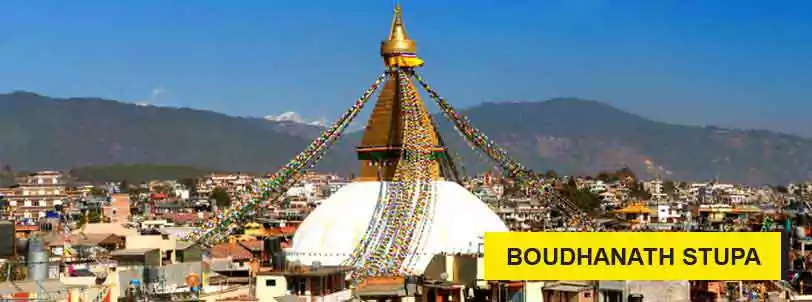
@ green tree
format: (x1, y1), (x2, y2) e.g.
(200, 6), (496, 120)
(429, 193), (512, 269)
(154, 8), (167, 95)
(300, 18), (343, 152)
(153, 184), (172, 194)
(76, 210), (103, 230)
(596, 171), (618, 182)
(89, 187), (107, 196)
(178, 177), (198, 195)
(663, 180), (676, 195)
(211, 187), (231, 208)
(629, 182), (651, 200)
(119, 180), (130, 193)
(544, 170), (558, 179)
(560, 179), (601, 214)
(87, 210), (102, 224)
(615, 167), (637, 185)
(0, 262), (26, 282)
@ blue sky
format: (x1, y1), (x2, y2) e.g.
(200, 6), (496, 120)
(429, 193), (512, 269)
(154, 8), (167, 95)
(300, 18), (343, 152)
(0, 0), (810, 134)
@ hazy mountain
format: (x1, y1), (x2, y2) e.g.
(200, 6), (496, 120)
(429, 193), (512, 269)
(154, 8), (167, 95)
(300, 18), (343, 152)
(0, 91), (356, 174)
(1, 91), (809, 184)
(428, 99), (812, 184)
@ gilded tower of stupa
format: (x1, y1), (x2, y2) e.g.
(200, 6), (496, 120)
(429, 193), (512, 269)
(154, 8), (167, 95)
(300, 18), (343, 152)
(355, 4), (453, 182)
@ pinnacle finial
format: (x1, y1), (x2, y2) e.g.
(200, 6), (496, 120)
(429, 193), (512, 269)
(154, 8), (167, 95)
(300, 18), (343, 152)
(381, 3), (418, 61)
(388, 4), (408, 41)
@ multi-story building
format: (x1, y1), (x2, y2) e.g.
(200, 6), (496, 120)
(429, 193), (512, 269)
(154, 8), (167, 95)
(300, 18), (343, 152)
(196, 173), (253, 199)
(3, 170), (67, 220)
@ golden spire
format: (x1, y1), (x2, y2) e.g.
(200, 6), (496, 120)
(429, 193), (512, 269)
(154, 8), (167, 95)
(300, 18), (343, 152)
(381, 4), (423, 67)
(354, 5), (441, 181)
(387, 4), (409, 41)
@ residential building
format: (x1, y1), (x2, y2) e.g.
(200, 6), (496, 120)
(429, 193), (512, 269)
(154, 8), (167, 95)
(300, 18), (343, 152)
(3, 170), (67, 220)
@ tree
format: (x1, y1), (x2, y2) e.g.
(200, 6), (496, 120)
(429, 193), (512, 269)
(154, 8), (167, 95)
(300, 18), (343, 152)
(87, 210), (102, 223)
(178, 178), (198, 195)
(544, 170), (558, 179)
(119, 180), (130, 193)
(90, 187), (107, 196)
(596, 171), (617, 182)
(629, 182), (651, 200)
(615, 167), (637, 184)
(153, 184), (172, 194)
(558, 178), (601, 214)
(0, 261), (26, 282)
(663, 180), (676, 195)
(775, 186), (789, 194)
(211, 187), (231, 208)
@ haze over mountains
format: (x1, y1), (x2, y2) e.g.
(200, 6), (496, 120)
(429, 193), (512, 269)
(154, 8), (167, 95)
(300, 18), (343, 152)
(1, 91), (810, 184)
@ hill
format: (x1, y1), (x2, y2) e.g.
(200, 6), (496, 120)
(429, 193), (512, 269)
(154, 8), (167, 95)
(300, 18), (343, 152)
(427, 99), (812, 184)
(69, 164), (215, 183)
(0, 91), (810, 184)
(0, 91), (356, 174)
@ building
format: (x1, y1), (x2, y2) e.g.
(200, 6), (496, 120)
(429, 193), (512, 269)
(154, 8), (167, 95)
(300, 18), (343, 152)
(3, 170), (67, 220)
(196, 173), (253, 200)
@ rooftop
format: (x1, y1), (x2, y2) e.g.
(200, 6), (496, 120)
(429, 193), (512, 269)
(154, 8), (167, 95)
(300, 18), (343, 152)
(257, 266), (352, 277)
(110, 248), (158, 256)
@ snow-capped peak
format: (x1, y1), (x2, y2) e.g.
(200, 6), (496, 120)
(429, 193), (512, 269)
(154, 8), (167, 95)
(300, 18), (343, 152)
(264, 111), (327, 127)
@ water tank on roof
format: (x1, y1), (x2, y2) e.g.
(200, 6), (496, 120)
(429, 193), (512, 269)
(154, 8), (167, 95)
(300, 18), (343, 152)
(27, 249), (48, 282)
(0, 221), (15, 259)
(272, 252), (287, 271)
(264, 236), (282, 255)
(28, 237), (44, 253)
(15, 238), (28, 256)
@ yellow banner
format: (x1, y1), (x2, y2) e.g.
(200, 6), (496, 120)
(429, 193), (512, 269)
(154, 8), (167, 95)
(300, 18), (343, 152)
(483, 232), (782, 280)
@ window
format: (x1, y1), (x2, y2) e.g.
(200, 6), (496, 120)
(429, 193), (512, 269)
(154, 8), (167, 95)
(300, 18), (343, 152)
(265, 279), (277, 287)
(7, 201), (15, 207)
(38, 200), (47, 207)
(24, 200), (32, 207)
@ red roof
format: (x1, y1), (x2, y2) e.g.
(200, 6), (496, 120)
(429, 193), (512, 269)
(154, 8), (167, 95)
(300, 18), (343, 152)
(210, 242), (252, 261)
(150, 193), (168, 200)
(164, 212), (209, 223)
(238, 240), (263, 252)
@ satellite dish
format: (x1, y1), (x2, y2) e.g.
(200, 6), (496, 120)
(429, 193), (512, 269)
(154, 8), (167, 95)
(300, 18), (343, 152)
(440, 272), (449, 281)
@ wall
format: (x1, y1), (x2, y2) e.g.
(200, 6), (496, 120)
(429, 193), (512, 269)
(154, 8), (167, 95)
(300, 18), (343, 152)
(67, 286), (108, 302)
(106, 194), (131, 222)
(627, 281), (690, 302)
(525, 281), (544, 302)
(453, 255), (478, 284)
(125, 235), (177, 263)
(320, 289), (352, 302)
(163, 262), (203, 286)
(116, 267), (144, 297)
(255, 275), (287, 301)
(179, 245), (204, 263)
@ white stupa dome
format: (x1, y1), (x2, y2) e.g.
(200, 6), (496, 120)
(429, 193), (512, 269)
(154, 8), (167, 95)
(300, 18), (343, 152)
(287, 180), (508, 274)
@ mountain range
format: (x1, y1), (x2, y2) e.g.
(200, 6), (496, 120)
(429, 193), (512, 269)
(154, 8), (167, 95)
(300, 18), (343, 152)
(1, 91), (810, 184)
